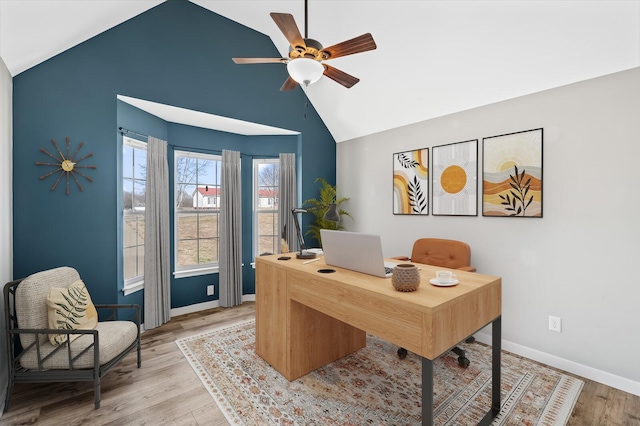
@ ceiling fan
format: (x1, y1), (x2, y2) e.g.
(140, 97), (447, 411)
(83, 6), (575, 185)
(232, 0), (377, 91)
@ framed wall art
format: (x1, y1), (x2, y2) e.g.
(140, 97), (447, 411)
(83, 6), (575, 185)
(432, 139), (477, 216)
(482, 128), (543, 217)
(393, 148), (428, 215)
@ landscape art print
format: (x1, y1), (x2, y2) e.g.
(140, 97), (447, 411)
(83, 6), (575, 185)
(393, 148), (428, 215)
(482, 128), (543, 217)
(432, 140), (478, 216)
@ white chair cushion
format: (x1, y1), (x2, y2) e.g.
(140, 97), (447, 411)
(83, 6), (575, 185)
(15, 266), (139, 370)
(16, 266), (81, 349)
(19, 320), (138, 370)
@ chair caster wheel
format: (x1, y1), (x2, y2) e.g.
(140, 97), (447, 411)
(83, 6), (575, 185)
(458, 357), (470, 368)
(397, 348), (408, 359)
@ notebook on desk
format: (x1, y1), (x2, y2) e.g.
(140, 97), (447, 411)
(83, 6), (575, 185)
(320, 229), (397, 278)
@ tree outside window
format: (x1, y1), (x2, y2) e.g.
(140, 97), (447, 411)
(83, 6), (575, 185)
(175, 151), (221, 271)
(255, 160), (279, 256)
(123, 137), (146, 287)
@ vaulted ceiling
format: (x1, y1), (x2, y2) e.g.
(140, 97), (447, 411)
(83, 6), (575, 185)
(1, 0), (639, 142)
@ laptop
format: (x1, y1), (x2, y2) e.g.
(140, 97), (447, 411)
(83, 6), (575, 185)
(320, 230), (397, 278)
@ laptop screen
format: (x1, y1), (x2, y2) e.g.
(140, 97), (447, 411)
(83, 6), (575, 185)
(320, 230), (395, 278)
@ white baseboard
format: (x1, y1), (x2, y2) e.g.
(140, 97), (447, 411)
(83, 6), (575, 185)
(141, 294), (257, 330)
(170, 294), (255, 317)
(474, 331), (640, 397)
(170, 300), (221, 317)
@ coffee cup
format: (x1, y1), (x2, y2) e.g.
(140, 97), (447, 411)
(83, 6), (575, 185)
(436, 270), (456, 283)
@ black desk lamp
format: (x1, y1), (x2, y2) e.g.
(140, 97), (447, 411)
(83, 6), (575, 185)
(323, 203), (340, 223)
(291, 203), (340, 259)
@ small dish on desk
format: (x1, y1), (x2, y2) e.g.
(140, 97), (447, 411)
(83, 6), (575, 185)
(429, 278), (459, 287)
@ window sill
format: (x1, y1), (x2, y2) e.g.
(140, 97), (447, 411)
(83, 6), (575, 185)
(123, 280), (144, 296)
(174, 266), (219, 279)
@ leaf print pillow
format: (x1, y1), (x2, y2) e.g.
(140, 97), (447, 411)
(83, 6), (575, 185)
(46, 279), (98, 346)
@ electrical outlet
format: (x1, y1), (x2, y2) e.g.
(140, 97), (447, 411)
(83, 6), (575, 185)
(207, 285), (214, 296)
(548, 315), (561, 332)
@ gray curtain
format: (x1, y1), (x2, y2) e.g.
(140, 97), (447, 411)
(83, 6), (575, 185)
(143, 137), (171, 329)
(279, 153), (297, 253)
(219, 149), (243, 307)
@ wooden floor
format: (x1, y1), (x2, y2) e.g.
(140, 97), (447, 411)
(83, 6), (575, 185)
(0, 302), (638, 425)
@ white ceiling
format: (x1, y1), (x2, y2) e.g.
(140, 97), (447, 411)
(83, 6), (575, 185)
(117, 95), (299, 136)
(1, 1), (639, 142)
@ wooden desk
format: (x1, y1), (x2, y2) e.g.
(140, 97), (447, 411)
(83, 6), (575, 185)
(255, 255), (502, 425)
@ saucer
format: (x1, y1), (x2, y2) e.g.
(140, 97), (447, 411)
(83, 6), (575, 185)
(429, 278), (459, 287)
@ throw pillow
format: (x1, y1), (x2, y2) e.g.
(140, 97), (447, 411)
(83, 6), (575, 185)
(46, 279), (98, 346)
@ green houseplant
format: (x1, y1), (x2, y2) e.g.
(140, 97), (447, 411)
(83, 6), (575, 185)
(302, 178), (352, 246)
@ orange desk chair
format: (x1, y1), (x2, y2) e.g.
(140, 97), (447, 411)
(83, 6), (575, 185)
(394, 238), (476, 367)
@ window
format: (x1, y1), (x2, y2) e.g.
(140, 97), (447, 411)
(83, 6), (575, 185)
(254, 159), (280, 256)
(122, 137), (147, 294)
(175, 150), (221, 277)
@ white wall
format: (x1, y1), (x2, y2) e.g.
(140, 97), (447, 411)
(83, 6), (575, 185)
(0, 56), (13, 413)
(337, 67), (640, 396)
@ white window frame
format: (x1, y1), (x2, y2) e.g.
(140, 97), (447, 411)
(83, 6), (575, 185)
(173, 150), (222, 279)
(122, 136), (147, 295)
(253, 158), (280, 259)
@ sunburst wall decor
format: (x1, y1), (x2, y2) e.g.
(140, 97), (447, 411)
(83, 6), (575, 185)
(432, 139), (478, 216)
(36, 137), (96, 195)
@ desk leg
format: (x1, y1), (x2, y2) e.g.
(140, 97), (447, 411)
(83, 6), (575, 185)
(492, 316), (502, 412)
(424, 316), (502, 426)
(421, 357), (433, 426)
(479, 315), (502, 425)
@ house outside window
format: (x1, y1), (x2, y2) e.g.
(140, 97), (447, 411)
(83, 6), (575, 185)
(175, 150), (221, 278)
(254, 159), (279, 256)
(122, 136), (146, 294)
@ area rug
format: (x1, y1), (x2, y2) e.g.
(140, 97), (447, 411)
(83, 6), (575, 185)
(176, 320), (583, 425)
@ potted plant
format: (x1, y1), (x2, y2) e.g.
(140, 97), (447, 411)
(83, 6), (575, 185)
(302, 178), (352, 246)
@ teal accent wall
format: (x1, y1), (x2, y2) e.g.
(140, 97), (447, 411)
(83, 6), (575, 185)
(12, 0), (335, 310)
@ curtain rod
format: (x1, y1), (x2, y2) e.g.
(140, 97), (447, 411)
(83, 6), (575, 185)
(119, 127), (148, 139)
(119, 129), (218, 153)
(172, 144), (222, 155)
(171, 145), (277, 159)
(119, 129), (278, 159)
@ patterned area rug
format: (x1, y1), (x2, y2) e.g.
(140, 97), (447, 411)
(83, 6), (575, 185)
(176, 320), (583, 425)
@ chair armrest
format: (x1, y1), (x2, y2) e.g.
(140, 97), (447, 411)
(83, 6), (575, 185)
(457, 266), (477, 272)
(11, 327), (98, 337)
(391, 256), (410, 261)
(95, 303), (140, 310)
(9, 327), (99, 370)
(95, 304), (140, 324)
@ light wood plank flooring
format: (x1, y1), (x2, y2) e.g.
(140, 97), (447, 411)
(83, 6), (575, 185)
(0, 302), (638, 425)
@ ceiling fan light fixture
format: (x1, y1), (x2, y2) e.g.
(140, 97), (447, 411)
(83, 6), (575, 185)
(287, 58), (324, 86)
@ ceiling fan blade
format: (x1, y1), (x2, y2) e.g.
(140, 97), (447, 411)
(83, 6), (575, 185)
(270, 13), (306, 50)
(323, 64), (360, 88)
(321, 33), (377, 60)
(232, 57), (287, 64)
(280, 76), (298, 91)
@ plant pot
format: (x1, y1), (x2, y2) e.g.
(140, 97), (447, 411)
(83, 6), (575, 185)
(391, 263), (421, 292)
